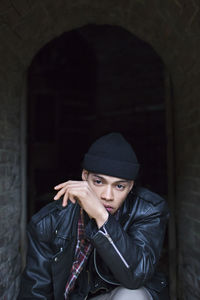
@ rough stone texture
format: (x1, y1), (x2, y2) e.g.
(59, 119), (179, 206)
(0, 72), (21, 298)
(0, 0), (199, 299)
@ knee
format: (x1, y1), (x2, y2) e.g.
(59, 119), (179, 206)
(111, 286), (152, 300)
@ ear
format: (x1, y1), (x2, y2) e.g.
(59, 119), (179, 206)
(129, 180), (134, 192)
(82, 169), (89, 181)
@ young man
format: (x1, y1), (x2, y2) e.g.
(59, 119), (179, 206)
(18, 133), (169, 300)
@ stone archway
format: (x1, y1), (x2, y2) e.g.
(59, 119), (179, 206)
(27, 23), (167, 216)
(1, 1), (200, 300)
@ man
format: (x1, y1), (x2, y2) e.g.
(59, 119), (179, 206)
(18, 133), (169, 300)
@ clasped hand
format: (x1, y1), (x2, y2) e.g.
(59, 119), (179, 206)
(54, 180), (108, 228)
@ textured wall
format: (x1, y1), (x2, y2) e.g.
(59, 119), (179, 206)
(0, 71), (22, 296)
(0, 0), (200, 299)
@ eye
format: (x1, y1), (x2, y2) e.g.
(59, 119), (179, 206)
(116, 184), (125, 190)
(93, 179), (102, 185)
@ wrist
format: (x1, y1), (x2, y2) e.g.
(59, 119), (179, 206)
(95, 209), (109, 228)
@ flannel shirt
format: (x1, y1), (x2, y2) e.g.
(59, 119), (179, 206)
(64, 208), (93, 299)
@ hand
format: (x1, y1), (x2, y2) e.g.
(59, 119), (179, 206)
(54, 180), (108, 228)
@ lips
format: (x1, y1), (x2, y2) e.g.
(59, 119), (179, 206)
(104, 205), (114, 213)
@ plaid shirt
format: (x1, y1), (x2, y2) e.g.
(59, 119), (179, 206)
(64, 208), (93, 299)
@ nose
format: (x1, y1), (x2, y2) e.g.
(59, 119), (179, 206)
(101, 185), (114, 201)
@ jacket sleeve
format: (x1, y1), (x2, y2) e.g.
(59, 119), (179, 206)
(86, 192), (169, 289)
(18, 220), (54, 300)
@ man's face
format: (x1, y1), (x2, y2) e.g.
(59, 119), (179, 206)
(82, 170), (134, 214)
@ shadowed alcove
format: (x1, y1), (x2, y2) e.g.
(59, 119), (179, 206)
(27, 23), (168, 276)
(27, 24), (167, 216)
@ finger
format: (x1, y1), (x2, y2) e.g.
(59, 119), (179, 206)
(54, 182), (68, 190)
(55, 181), (88, 200)
(62, 190), (69, 207)
(68, 191), (79, 204)
(62, 188), (78, 206)
(54, 186), (68, 200)
(54, 180), (84, 190)
(66, 187), (87, 207)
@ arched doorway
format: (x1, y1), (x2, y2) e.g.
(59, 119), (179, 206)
(27, 23), (168, 274)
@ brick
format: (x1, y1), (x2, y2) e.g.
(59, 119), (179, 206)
(0, 254), (21, 297)
(14, 3), (52, 41)
(0, 139), (19, 151)
(0, 6), (21, 28)
(0, 150), (15, 164)
(12, 0), (33, 15)
(0, 230), (20, 264)
(0, 164), (20, 192)
(0, 25), (23, 71)
(178, 214), (200, 249)
(11, 3), (55, 66)
(178, 251), (200, 299)
(0, 206), (20, 237)
(0, 0), (12, 12)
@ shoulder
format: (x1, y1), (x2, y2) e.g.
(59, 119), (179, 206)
(131, 187), (169, 218)
(136, 187), (165, 206)
(30, 199), (63, 224)
(28, 199), (77, 241)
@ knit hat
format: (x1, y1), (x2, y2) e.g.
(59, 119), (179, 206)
(82, 133), (140, 180)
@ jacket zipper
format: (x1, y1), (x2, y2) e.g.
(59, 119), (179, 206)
(99, 226), (130, 269)
(94, 248), (119, 285)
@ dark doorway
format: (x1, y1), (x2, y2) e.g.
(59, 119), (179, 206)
(27, 28), (98, 217)
(27, 22), (168, 279)
(27, 23), (167, 224)
(27, 24), (167, 217)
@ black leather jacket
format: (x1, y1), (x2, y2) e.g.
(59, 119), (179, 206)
(18, 187), (169, 300)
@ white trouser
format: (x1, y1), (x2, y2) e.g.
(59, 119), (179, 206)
(88, 286), (153, 300)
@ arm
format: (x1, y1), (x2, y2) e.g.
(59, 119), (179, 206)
(18, 221), (54, 300)
(86, 197), (168, 289)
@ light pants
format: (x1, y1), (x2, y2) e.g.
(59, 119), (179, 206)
(88, 286), (153, 300)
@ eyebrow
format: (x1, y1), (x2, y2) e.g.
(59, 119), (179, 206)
(92, 174), (129, 184)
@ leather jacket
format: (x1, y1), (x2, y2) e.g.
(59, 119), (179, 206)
(18, 187), (169, 300)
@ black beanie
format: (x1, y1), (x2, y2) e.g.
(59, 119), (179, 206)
(82, 133), (140, 180)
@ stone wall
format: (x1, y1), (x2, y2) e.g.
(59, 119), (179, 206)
(0, 71), (22, 297)
(0, 0), (200, 299)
